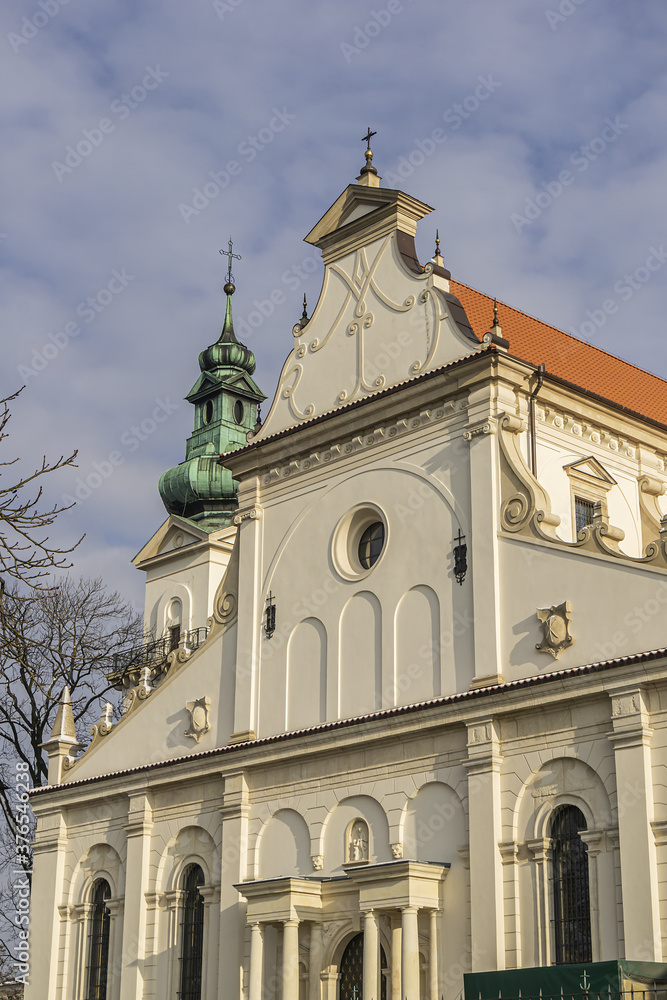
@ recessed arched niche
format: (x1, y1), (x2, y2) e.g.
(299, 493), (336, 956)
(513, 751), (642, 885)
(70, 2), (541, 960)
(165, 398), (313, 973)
(340, 592), (381, 718)
(287, 618), (326, 731)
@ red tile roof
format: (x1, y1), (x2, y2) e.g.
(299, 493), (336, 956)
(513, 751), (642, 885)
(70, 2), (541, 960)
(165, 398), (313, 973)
(450, 279), (667, 427)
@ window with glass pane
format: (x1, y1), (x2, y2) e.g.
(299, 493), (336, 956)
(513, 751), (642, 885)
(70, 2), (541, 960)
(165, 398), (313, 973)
(574, 497), (595, 534)
(550, 805), (592, 965)
(358, 522), (384, 569)
(85, 878), (111, 1000)
(179, 864), (205, 1000)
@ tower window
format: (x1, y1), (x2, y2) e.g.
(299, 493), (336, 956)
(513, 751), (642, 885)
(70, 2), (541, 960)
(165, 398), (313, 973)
(203, 400), (213, 425)
(179, 864), (205, 1000)
(550, 804), (592, 965)
(169, 625), (181, 651)
(85, 879), (111, 1000)
(234, 399), (244, 424)
(574, 496), (595, 535)
(358, 522), (385, 569)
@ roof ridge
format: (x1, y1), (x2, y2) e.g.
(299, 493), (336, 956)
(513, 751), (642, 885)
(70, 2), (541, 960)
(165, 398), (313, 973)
(451, 277), (667, 388)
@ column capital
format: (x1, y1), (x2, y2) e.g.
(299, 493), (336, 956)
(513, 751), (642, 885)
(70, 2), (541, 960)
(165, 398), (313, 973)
(283, 916), (300, 927)
(400, 904), (420, 914)
(579, 829), (605, 856)
(163, 888), (185, 910)
(526, 836), (551, 861)
(199, 883), (221, 905)
(105, 897), (123, 917)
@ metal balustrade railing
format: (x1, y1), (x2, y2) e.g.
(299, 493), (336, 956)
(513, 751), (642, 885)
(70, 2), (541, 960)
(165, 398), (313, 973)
(107, 626), (209, 685)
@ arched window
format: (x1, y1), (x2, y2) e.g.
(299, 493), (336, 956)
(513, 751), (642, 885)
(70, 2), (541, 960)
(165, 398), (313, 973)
(179, 864), (205, 1000)
(549, 805), (592, 964)
(85, 878), (111, 1000)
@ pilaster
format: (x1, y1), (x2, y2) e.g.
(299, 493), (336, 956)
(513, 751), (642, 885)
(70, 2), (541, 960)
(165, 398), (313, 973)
(219, 771), (250, 1000)
(24, 809), (68, 1000)
(608, 687), (661, 959)
(119, 792), (153, 1000)
(464, 377), (515, 687)
(231, 491), (263, 742)
(465, 718), (505, 970)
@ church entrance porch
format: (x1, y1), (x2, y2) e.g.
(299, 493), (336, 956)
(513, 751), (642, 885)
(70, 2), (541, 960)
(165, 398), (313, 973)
(236, 860), (449, 1000)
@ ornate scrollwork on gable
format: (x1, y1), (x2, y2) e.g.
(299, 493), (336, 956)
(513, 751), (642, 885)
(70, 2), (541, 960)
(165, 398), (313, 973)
(207, 536), (240, 640)
(498, 413), (561, 541)
(498, 411), (667, 570)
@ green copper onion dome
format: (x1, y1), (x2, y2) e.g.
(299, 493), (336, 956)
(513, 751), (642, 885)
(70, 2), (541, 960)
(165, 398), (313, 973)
(158, 260), (265, 532)
(198, 282), (257, 376)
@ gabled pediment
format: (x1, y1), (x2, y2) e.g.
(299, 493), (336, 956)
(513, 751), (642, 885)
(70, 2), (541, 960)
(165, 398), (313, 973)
(187, 369), (265, 404)
(563, 456), (617, 487)
(186, 371), (222, 402)
(133, 515), (211, 567)
(305, 184), (434, 263)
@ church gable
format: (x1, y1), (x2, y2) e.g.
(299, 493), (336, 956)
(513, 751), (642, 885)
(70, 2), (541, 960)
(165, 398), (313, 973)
(133, 516), (208, 566)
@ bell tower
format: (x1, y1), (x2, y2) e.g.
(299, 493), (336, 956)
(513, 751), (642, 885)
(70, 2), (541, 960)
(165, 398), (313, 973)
(158, 241), (266, 529)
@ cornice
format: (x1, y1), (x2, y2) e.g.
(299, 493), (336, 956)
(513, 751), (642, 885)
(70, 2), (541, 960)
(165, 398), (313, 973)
(29, 647), (667, 804)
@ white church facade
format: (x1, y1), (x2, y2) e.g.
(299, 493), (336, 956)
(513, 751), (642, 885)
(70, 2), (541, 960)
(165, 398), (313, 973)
(26, 145), (667, 1000)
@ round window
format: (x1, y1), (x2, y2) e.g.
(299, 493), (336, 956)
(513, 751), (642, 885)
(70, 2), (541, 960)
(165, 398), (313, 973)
(203, 400), (213, 424)
(331, 505), (388, 581)
(234, 399), (244, 424)
(358, 522), (385, 569)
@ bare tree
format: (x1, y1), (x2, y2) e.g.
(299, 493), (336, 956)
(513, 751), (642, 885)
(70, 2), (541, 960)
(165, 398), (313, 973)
(0, 389), (82, 593)
(0, 577), (143, 955)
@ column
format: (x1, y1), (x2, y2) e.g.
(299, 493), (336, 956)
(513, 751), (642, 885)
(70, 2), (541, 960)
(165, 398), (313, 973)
(119, 793), (153, 1000)
(429, 910), (438, 1000)
(401, 906), (420, 1000)
(465, 720), (505, 971)
(391, 914), (402, 1000)
(248, 922), (264, 1000)
(609, 688), (662, 959)
(282, 918), (300, 1000)
(309, 922), (324, 1000)
(363, 910), (380, 1000)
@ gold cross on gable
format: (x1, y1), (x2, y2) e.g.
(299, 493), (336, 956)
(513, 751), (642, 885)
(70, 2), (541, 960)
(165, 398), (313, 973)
(219, 237), (242, 284)
(361, 127), (377, 150)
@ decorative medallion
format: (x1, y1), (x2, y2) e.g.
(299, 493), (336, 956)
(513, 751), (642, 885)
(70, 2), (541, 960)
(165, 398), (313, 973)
(184, 696), (211, 743)
(536, 601), (573, 659)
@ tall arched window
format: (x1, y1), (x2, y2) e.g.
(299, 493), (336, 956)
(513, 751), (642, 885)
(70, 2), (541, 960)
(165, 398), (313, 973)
(85, 878), (111, 1000)
(549, 805), (592, 964)
(179, 864), (205, 1000)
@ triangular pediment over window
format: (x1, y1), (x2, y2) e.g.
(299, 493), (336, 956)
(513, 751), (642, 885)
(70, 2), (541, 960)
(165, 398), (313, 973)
(563, 456), (617, 488)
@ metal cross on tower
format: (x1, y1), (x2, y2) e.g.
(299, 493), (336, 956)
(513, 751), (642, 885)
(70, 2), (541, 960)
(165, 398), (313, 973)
(361, 127), (377, 150)
(219, 237), (242, 285)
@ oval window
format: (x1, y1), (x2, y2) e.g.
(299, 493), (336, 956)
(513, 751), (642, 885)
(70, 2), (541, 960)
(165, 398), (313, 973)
(234, 399), (244, 424)
(358, 522), (385, 569)
(203, 400), (213, 424)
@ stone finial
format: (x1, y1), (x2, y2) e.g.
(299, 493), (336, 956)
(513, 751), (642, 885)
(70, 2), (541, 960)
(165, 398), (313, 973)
(41, 687), (81, 785)
(49, 685), (77, 742)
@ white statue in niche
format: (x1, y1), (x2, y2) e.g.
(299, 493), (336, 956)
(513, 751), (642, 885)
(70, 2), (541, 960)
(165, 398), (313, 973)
(347, 819), (369, 863)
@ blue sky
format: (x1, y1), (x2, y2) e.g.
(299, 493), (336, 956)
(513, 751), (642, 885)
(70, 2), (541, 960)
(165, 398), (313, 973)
(1, 0), (667, 609)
